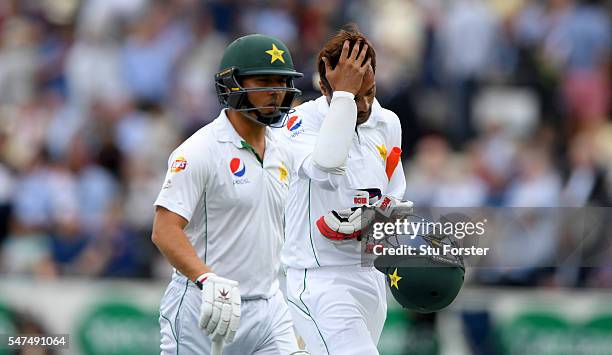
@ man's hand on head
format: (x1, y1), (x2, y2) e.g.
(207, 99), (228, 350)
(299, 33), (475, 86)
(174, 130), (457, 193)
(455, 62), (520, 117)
(322, 40), (372, 95)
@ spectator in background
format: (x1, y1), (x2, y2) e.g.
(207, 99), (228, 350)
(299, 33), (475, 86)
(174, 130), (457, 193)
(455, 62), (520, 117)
(404, 135), (451, 206)
(368, 0), (425, 92)
(2, 148), (65, 277)
(73, 199), (153, 278)
(561, 132), (611, 207)
(114, 101), (180, 171)
(0, 0), (610, 287)
(66, 137), (119, 235)
(556, 0), (610, 128)
(64, 13), (126, 112)
(504, 141), (562, 207)
(239, 1), (298, 46)
(471, 123), (519, 206)
(404, 135), (487, 207)
(175, 11), (227, 130)
(437, 0), (497, 146)
(0, 15), (38, 105)
(479, 141), (563, 286)
(120, 1), (191, 103)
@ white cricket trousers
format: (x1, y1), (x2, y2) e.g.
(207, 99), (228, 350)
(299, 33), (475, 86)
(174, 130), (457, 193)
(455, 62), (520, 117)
(285, 266), (387, 355)
(159, 275), (300, 354)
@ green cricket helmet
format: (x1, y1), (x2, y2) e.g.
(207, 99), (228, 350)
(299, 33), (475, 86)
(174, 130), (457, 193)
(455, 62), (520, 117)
(215, 34), (303, 127)
(373, 214), (465, 313)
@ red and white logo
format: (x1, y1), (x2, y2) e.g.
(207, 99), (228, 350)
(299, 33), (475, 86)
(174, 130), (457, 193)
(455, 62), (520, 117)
(286, 115), (302, 131)
(353, 191), (370, 207)
(171, 156), (188, 173)
(229, 158), (246, 177)
(379, 197), (392, 211)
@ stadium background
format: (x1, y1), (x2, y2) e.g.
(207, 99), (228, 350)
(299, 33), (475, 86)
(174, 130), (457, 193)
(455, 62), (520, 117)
(0, 0), (610, 354)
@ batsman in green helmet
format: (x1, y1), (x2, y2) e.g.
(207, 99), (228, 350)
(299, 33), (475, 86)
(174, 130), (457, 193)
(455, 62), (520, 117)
(215, 34), (303, 127)
(152, 34), (307, 355)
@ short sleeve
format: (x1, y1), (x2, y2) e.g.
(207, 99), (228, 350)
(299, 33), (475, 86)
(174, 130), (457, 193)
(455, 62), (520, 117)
(153, 144), (208, 222)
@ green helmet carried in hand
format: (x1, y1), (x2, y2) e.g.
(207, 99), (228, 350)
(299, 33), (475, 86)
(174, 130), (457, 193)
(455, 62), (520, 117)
(215, 34), (303, 127)
(374, 214), (465, 313)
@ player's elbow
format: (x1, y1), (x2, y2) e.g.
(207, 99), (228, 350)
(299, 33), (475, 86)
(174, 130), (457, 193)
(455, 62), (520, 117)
(300, 157), (345, 190)
(151, 224), (164, 248)
(312, 159), (347, 175)
(151, 206), (188, 248)
(151, 217), (174, 248)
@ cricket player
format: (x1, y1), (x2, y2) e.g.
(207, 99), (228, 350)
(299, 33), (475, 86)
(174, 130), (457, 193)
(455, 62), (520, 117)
(280, 29), (409, 355)
(152, 34), (307, 355)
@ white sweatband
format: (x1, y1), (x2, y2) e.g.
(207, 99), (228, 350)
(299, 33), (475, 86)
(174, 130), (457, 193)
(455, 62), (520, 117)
(312, 91), (357, 174)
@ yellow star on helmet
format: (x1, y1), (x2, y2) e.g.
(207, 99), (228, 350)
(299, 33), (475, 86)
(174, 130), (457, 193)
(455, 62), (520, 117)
(266, 43), (285, 64)
(389, 268), (402, 289)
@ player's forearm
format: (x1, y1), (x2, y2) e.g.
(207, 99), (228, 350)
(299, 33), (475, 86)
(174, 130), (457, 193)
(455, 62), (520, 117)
(152, 225), (211, 281)
(311, 91), (357, 174)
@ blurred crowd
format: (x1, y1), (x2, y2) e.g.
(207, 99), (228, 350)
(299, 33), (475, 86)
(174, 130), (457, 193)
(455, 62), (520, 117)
(0, 0), (610, 287)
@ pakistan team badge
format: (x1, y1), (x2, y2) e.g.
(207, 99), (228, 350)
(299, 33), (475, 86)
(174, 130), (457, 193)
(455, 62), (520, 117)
(389, 268), (402, 290)
(279, 163), (288, 183)
(266, 44), (285, 63)
(376, 144), (388, 161)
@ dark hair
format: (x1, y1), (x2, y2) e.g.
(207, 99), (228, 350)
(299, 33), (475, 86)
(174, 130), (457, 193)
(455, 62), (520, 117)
(317, 24), (376, 93)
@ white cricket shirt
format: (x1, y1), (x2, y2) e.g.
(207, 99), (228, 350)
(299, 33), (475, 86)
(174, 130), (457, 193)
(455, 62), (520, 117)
(154, 110), (291, 299)
(280, 95), (406, 269)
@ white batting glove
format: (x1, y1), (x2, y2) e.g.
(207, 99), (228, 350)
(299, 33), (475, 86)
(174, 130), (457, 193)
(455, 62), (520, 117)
(316, 207), (366, 241)
(371, 195), (414, 218)
(197, 273), (241, 344)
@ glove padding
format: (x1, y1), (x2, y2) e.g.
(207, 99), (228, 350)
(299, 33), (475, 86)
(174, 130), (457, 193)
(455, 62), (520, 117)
(316, 207), (365, 241)
(317, 195), (414, 242)
(198, 273), (241, 344)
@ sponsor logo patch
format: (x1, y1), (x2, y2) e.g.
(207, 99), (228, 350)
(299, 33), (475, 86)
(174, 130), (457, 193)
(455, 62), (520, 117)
(230, 157), (250, 185)
(376, 144), (387, 161)
(286, 115), (305, 138)
(279, 162), (288, 183)
(229, 158), (246, 177)
(171, 156), (188, 173)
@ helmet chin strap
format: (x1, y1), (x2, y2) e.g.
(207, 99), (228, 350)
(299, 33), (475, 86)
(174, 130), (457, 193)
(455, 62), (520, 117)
(239, 110), (271, 126)
(239, 99), (284, 127)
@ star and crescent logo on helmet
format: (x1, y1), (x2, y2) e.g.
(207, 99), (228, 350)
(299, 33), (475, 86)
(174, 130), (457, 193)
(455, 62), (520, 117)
(389, 268), (402, 289)
(265, 43), (285, 64)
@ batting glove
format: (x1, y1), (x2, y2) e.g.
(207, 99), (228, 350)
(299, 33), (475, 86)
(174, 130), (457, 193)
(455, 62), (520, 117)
(371, 195), (414, 218)
(197, 273), (241, 344)
(316, 207), (367, 241)
(316, 195), (414, 242)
